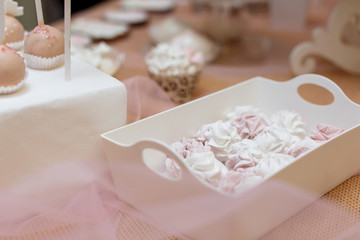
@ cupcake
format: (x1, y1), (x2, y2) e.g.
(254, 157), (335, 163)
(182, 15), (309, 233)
(145, 43), (204, 103)
(24, 25), (65, 70)
(0, 44), (26, 94)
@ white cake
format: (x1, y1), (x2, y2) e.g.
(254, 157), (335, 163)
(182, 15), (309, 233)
(0, 57), (127, 187)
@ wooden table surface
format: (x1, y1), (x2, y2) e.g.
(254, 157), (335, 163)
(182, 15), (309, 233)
(54, 0), (360, 238)
(54, 0), (360, 105)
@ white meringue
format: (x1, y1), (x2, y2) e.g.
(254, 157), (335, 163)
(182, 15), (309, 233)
(254, 126), (300, 154)
(145, 43), (203, 76)
(253, 152), (295, 177)
(184, 151), (228, 187)
(71, 42), (125, 76)
(270, 110), (307, 140)
(196, 120), (240, 162)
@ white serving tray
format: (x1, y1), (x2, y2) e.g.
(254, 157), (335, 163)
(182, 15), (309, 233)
(101, 74), (360, 240)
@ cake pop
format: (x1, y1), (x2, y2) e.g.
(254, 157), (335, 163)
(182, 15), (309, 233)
(24, 24), (65, 70)
(23, 0), (64, 70)
(3, 0), (25, 50)
(0, 44), (26, 94)
(4, 14), (24, 50)
(0, 0), (26, 94)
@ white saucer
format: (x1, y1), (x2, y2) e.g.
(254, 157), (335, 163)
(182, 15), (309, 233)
(104, 9), (148, 25)
(71, 18), (129, 39)
(121, 0), (176, 12)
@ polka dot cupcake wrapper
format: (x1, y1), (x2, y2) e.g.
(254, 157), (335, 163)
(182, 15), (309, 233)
(0, 72), (27, 95)
(24, 53), (65, 70)
(149, 71), (201, 103)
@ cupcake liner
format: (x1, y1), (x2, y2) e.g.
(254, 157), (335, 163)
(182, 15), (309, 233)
(24, 53), (65, 70)
(6, 40), (24, 51)
(0, 71), (27, 95)
(148, 65), (201, 103)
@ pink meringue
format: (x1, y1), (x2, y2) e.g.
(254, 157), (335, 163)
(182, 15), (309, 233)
(288, 137), (320, 158)
(225, 140), (263, 171)
(219, 170), (262, 194)
(310, 123), (344, 142)
(229, 113), (269, 139)
(288, 146), (311, 158)
(172, 137), (210, 159)
(165, 157), (182, 180)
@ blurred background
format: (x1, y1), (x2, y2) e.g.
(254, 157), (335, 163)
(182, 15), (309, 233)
(15, 0), (104, 30)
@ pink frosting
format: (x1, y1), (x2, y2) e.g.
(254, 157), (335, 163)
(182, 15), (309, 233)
(310, 123), (344, 142)
(172, 137), (210, 159)
(229, 113), (268, 139)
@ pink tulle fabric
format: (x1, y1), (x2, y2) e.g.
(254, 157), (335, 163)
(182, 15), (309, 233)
(123, 76), (176, 123)
(0, 77), (359, 240)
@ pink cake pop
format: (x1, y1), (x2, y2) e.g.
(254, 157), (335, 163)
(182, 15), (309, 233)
(4, 14), (24, 50)
(23, 0), (64, 70)
(24, 24), (64, 69)
(0, 44), (26, 94)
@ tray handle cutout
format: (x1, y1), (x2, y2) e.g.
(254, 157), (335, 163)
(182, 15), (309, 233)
(284, 74), (355, 108)
(134, 139), (215, 188)
(297, 83), (334, 105)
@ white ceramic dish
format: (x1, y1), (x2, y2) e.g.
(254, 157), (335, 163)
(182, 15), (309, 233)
(71, 18), (129, 39)
(101, 74), (360, 240)
(104, 9), (148, 24)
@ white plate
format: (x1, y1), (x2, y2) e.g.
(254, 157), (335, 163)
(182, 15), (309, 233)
(71, 18), (129, 39)
(104, 9), (148, 24)
(121, 0), (176, 12)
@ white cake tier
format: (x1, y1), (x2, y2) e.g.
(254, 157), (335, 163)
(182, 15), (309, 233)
(0, 57), (127, 187)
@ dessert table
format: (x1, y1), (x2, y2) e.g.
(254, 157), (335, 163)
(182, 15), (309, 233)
(48, 0), (360, 239)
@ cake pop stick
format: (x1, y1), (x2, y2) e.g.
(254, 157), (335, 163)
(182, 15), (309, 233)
(35, 0), (44, 25)
(0, 0), (5, 43)
(64, 0), (71, 80)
